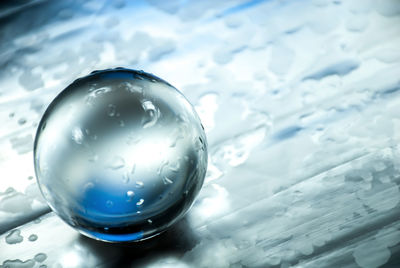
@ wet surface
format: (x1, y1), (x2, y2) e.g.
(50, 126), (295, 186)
(1, 0), (400, 267)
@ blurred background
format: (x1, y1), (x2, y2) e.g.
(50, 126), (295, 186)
(1, 0), (400, 267)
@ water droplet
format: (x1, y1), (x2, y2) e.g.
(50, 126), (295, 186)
(106, 200), (113, 208)
(123, 164), (136, 183)
(5, 229), (23, 244)
(133, 85), (143, 92)
(141, 100), (159, 128)
(157, 160), (169, 175)
(107, 156), (125, 169)
(34, 253), (47, 263)
(169, 160), (180, 172)
(122, 173), (130, 183)
(125, 83), (143, 94)
(169, 127), (184, 147)
(130, 163), (136, 174)
(28, 176), (33, 180)
(2, 260), (35, 267)
(18, 118), (27, 125)
(94, 87), (110, 96)
(84, 182), (94, 192)
(72, 127), (83, 144)
(126, 190), (135, 201)
(163, 176), (173, 184)
(88, 86), (97, 92)
(147, 219), (153, 224)
(136, 198), (144, 207)
(135, 181), (144, 188)
(194, 136), (205, 151)
(199, 136), (204, 145)
(28, 234), (38, 241)
(85, 95), (95, 106)
(108, 104), (116, 116)
(134, 71), (144, 80)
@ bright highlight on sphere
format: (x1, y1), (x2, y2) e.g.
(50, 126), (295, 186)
(34, 68), (208, 242)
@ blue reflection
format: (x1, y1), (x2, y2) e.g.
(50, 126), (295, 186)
(81, 177), (140, 217)
(219, 0), (269, 16)
(86, 229), (144, 242)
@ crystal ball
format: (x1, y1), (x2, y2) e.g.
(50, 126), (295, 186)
(34, 68), (208, 242)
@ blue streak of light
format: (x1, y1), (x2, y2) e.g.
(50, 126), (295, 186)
(218, 0), (271, 17)
(86, 229), (144, 242)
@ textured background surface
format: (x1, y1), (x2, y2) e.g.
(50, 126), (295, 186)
(1, 0), (400, 267)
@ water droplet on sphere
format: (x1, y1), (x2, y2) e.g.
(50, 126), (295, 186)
(94, 87), (110, 96)
(125, 83), (143, 94)
(72, 127), (84, 144)
(108, 104), (116, 116)
(107, 156), (125, 170)
(136, 198), (144, 207)
(84, 182), (94, 191)
(126, 190), (135, 201)
(141, 100), (159, 128)
(135, 181), (144, 188)
(169, 160), (180, 172)
(163, 176), (173, 184)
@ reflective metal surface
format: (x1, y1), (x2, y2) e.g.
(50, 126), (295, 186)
(1, 0), (400, 267)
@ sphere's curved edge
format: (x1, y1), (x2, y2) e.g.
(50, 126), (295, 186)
(83, 67), (173, 88)
(78, 228), (169, 243)
(82, 229), (144, 243)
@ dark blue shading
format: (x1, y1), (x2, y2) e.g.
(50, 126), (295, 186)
(86, 229), (144, 242)
(218, 0), (269, 17)
(273, 126), (302, 141)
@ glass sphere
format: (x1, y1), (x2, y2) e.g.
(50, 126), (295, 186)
(34, 68), (208, 242)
